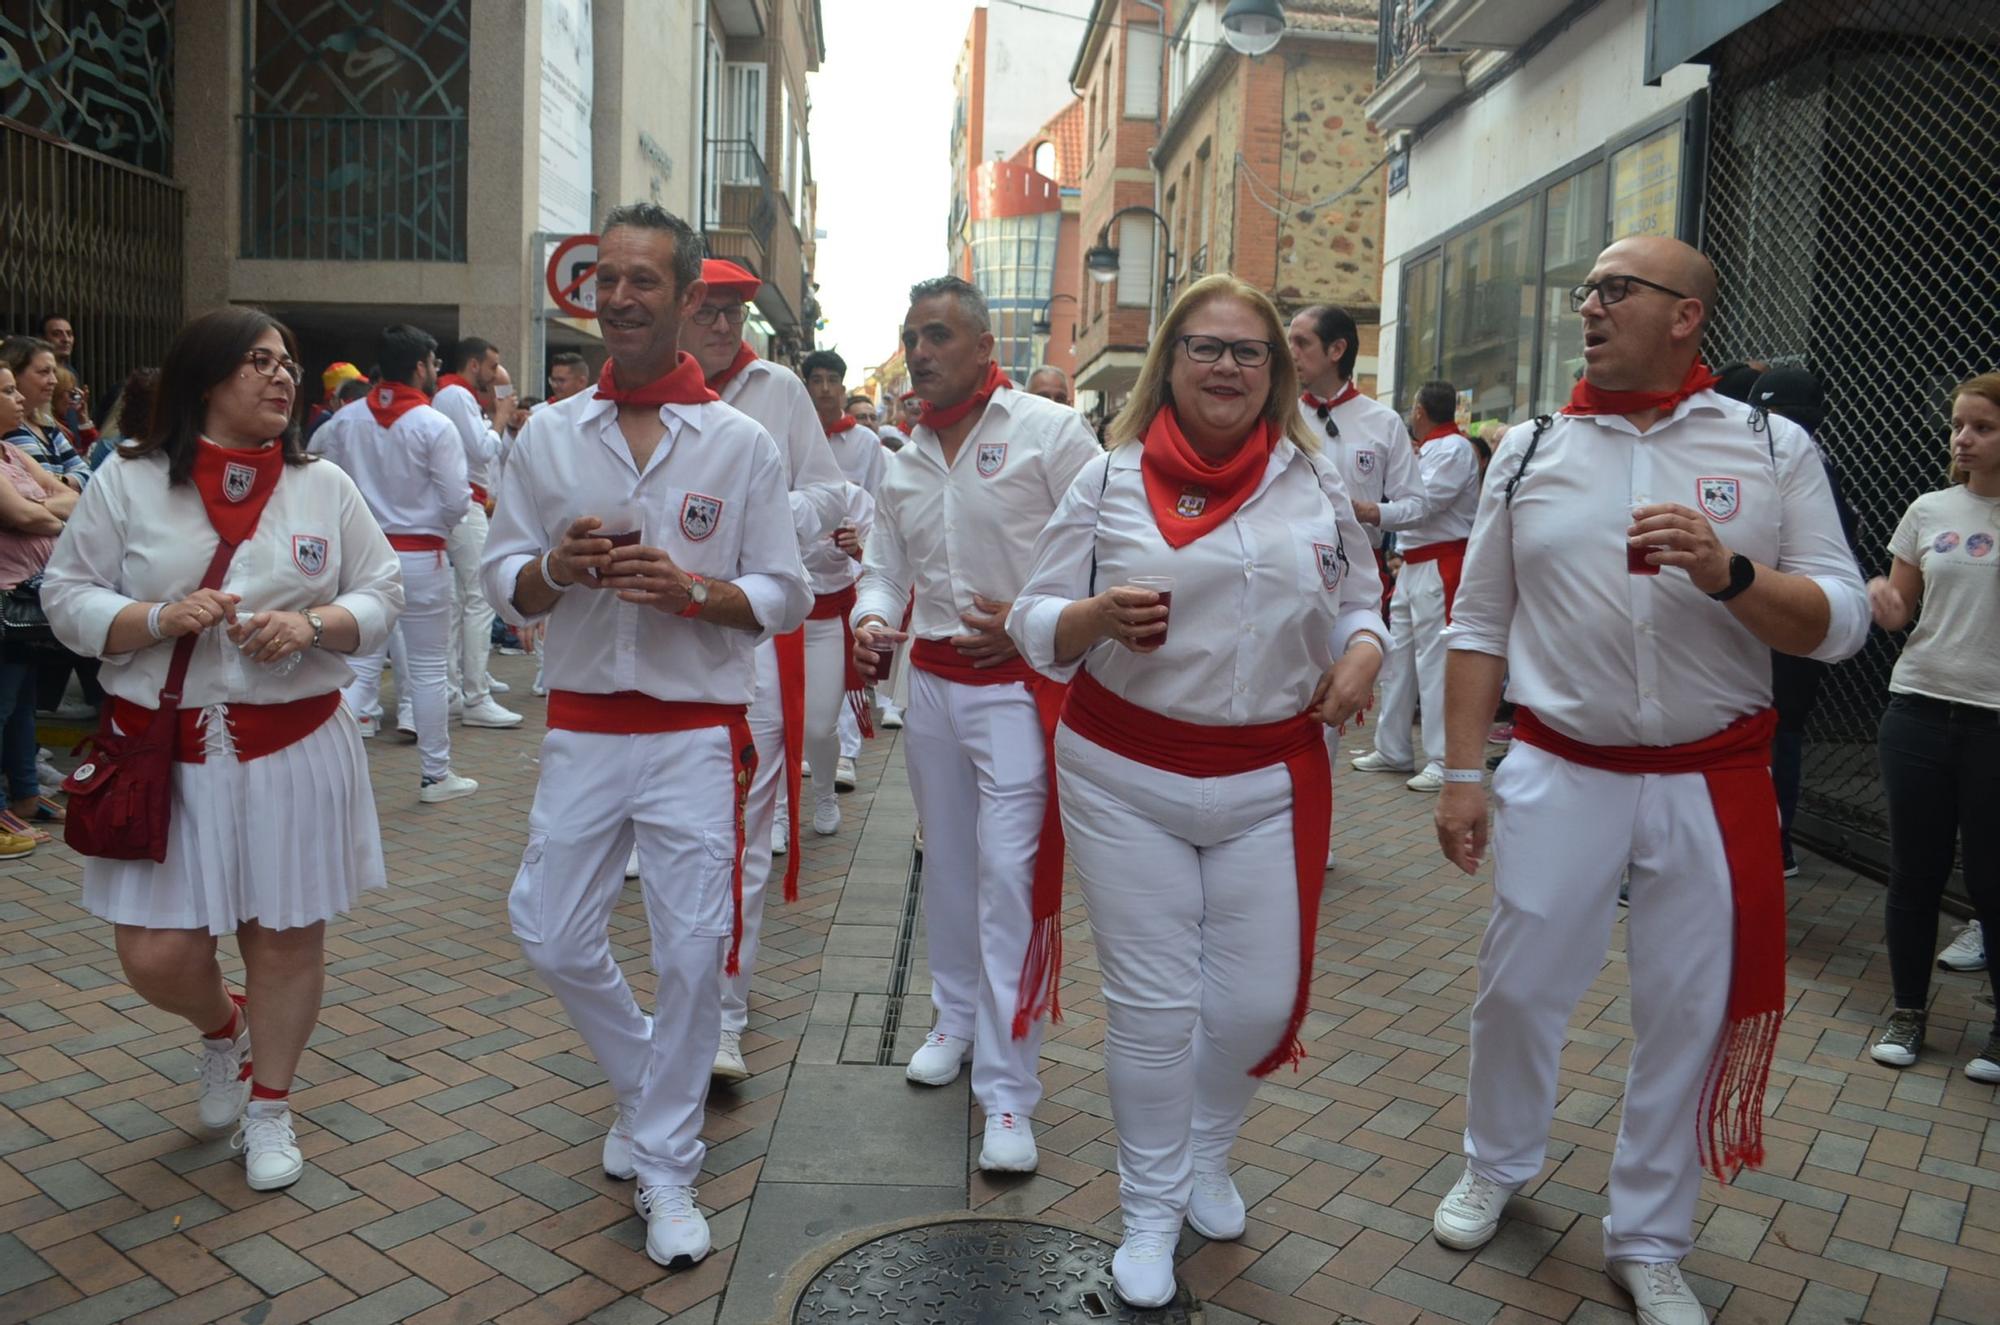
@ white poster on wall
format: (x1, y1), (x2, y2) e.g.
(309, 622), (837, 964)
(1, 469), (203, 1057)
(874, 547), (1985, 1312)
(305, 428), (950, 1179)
(539, 0), (594, 234)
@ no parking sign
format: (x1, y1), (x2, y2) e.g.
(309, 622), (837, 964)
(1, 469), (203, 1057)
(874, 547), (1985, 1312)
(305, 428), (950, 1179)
(545, 234), (599, 317)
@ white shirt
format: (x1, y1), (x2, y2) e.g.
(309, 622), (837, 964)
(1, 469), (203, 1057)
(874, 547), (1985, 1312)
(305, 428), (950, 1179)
(480, 387), (811, 706)
(827, 423), (888, 496)
(1011, 440), (1384, 726)
(876, 425), (910, 452)
(853, 387), (1101, 637)
(42, 453), (403, 707)
(1377, 431), (1480, 552)
(432, 381), (502, 494)
(1445, 391), (1869, 746)
(718, 359), (850, 550)
(1885, 484), (2000, 709)
(312, 395), (470, 539)
(805, 484), (875, 596)
(1298, 388), (1422, 550)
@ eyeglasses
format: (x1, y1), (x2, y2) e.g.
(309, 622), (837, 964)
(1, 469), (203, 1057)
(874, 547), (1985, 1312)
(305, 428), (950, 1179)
(691, 303), (749, 327)
(242, 349), (303, 385)
(1311, 402), (1342, 441)
(1177, 335), (1276, 367)
(1568, 274), (1691, 313)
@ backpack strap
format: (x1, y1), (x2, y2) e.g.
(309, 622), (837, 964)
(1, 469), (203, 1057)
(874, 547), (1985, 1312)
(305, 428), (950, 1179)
(1503, 414), (1556, 508)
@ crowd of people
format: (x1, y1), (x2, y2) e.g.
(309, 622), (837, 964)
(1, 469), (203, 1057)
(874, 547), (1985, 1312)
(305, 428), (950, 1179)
(10, 206), (1995, 1325)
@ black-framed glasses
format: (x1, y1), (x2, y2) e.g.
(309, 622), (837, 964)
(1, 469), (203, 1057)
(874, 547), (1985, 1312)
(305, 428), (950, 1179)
(1177, 335), (1275, 367)
(1311, 401), (1342, 441)
(242, 349), (303, 385)
(1568, 274), (1691, 313)
(691, 303), (749, 327)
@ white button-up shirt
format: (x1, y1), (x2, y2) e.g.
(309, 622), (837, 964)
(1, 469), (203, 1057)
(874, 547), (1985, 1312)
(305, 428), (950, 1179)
(480, 388), (811, 706)
(1445, 391), (1869, 746)
(718, 359), (851, 550)
(853, 388), (1101, 637)
(805, 485), (874, 596)
(431, 381), (502, 495)
(1011, 439), (1384, 726)
(1377, 430), (1480, 553)
(311, 396), (470, 539)
(827, 423), (888, 496)
(1298, 389), (1422, 550)
(42, 452), (403, 707)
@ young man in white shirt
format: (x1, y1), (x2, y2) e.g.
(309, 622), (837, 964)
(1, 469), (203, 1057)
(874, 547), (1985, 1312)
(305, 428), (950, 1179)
(482, 204), (811, 1270)
(852, 276), (1100, 1172)
(432, 336), (522, 731)
(1433, 236), (1869, 1325)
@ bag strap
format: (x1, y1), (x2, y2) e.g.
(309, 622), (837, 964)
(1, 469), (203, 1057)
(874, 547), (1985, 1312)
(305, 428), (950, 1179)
(1086, 451), (1115, 597)
(156, 539), (240, 714)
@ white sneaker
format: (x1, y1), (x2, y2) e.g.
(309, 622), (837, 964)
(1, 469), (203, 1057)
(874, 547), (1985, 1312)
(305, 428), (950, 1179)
(232, 1109), (304, 1191)
(356, 714), (378, 739)
(905, 1030), (971, 1086)
(800, 758), (812, 778)
(488, 678), (511, 694)
(449, 696), (465, 720)
(834, 757), (857, 792)
(1608, 1259), (1707, 1325)
(1351, 751), (1411, 773)
(462, 697), (524, 728)
(1938, 920), (1986, 972)
(1405, 766), (1445, 793)
(1111, 1230), (1178, 1309)
(812, 796), (841, 836)
(636, 1184), (711, 1268)
(531, 669), (547, 697)
(978, 1112), (1037, 1172)
(603, 1102), (637, 1179)
(1433, 1167), (1517, 1249)
(771, 811), (789, 856)
(396, 705), (415, 739)
(712, 1029), (750, 1083)
(1187, 1167), (1245, 1240)
(419, 772), (479, 803)
(878, 703), (904, 730)
(625, 847), (640, 879)
(196, 1021), (251, 1131)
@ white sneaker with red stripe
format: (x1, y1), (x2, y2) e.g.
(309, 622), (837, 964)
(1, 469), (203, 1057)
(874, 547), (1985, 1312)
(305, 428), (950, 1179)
(978, 1111), (1037, 1172)
(196, 1018), (251, 1131)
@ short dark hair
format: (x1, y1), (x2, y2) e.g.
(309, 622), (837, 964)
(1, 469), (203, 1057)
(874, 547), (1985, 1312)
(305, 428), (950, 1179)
(378, 324), (437, 384)
(1415, 380), (1458, 426)
(1299, 305), (1359, 380)
(452, 337), (497, 371)
(119, 307), (307, 484)
(39, 313), (69, 333)
(336, 377), (371, 403)
(800, 350), (847, 380)
(600, 202), (705, 295)
(907, 276), (990, 333)
(550, 351), (588, 372)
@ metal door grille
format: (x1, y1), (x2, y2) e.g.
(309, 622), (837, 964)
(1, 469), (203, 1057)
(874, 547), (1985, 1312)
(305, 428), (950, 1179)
(1702, 0), (2000, 870)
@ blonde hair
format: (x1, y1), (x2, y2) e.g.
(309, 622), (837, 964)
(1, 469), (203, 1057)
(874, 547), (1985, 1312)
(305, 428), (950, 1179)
(1949, 371), (2000, 485)
(1106, 274), (1317, 454)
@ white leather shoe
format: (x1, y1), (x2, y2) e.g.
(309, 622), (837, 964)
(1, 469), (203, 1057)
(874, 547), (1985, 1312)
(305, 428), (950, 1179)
(878, 703), (904, 730)
(461, 697), (524, 728)
(812, 796), (841, 836)
(625, 847), (640, 879)
(978, 1112), (1037, 1172)
(355, 715), (378, 739)
(232, 1109), (304, 1191)
(418, 772), (478, 803)
(771, 812), (789, 856)
(1187, 1167), (1245, 1240)
(196, 1020), (251, 1131)
(1433, 1167), (1517, 1249)
(905, 1030), (971, 1086)
(602, 1102), (637, 1179)
(712, 1029), (749, 1083)
(1111, 1230), (1178, 1309)
(834, 757), (857, 792)
(636, 1184), (711, 1268)
(1405, 766), (1445, 793)
(1351, 751), (1410, 773)
(1608, 1259), (1707, 1325)
(487, 678), (511, 694)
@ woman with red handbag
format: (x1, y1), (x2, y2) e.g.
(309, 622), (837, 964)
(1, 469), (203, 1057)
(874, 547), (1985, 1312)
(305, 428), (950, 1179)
(41, 308), (403, 1192)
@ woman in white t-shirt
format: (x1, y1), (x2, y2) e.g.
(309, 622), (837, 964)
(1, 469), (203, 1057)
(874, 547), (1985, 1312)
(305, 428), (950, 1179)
(1864, 371), (1999, 1084)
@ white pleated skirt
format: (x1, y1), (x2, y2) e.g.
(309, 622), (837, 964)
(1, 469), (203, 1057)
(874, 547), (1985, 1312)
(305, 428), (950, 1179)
(82, 705), (386, 935)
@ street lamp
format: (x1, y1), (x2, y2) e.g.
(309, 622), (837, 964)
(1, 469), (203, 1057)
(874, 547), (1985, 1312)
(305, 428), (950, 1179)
(1084, 205), (1179, 334)
(1220, 0), (1286, 56)
(1032, 293), (1077, 336)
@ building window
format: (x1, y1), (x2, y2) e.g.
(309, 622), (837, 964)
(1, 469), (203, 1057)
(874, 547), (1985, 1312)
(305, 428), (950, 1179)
(1610, 125), (1682, 240)
(1536, 163), (1608, 414)
(1125, 23), (1162, 120)
(970, 212), (1062, 380)
(1397, 253), (1441, 413)
(1168, 1), (1219, 118)
(1034, 140), (1058, 178)
(1116, 214), (1155, 310)
(1439, 200), (1534, 427)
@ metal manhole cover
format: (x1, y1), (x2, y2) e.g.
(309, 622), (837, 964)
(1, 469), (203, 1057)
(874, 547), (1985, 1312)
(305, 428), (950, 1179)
(791, 1218), (1195, 1322)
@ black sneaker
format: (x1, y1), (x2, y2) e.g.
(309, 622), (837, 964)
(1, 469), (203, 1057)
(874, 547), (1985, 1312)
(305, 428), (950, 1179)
(1967, 1031), (2000, 1085)
(1870, 1008), (1926, 1067)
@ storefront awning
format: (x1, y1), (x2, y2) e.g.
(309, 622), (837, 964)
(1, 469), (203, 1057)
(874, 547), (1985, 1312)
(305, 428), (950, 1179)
(1644, 0), (1784, 84)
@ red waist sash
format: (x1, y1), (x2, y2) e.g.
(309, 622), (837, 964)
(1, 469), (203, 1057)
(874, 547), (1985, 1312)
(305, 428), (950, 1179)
(470, 483), (491, 507)
(1400, 537), (1468, 623)
(1512, 705), (1783, 1179)
(109, 691), (343, 764)
(387, 533), (447, 552)
(1062, 670), (1332, 1076)
(548, 691), (758, 976)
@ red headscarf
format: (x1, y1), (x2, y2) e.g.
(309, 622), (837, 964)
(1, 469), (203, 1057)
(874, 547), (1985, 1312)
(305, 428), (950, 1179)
(1139, 408), (1276, 548)
(594, 353), (719, 407)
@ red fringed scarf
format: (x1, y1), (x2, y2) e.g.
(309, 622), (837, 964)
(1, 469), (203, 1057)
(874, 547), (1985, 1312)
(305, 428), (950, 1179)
(596, 354), (719, 407)
(191, 438), (285, 546)
(918, 361), (1011, 432)
(366, 381), (429, 428)
(1564, 359), (1720, 418)
(1140, 409), (1275, 549)
(705, 342), (761, 394)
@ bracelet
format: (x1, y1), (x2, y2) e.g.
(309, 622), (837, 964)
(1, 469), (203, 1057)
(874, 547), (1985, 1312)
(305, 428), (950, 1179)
(146, 602), (167, 640)
(538, 550), (570, 594)
(1442, 768), (1485, 784)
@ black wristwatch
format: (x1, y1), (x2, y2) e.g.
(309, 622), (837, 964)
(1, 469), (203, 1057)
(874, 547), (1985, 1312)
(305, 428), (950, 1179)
(1706, 553), (1756, 602)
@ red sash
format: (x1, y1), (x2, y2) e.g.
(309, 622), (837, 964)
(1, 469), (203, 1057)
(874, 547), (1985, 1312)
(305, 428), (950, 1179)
(773, 629), (808, 900)
(547, 692), (758, 975)
(911, 638), (1069, 1036)
(470, 482), (490, 507)
(1061, 671), (1331, 1075)
(109, 692), (342, 765)
(810, 586), (875, 742)
(388, 532), (448, 567)
(1401, 538), (1468, 623)
(1511, 706), (1784, 1179)
(1372, 546), (1392, 617)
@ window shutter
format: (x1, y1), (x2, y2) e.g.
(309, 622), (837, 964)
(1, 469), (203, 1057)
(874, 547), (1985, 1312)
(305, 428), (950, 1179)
(1116, 215), (1155, 309)
(1125, 25), (1163, 120)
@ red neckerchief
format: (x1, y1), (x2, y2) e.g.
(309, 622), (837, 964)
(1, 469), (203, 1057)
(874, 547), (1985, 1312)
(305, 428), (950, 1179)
(704, 342), (760, 393)
(1301, 381), (1360, 412)
(1140, 407), (1275, 549)
(595, 353), (720, 407)
(191, 437), (285, 546)
(1415, 421), (1467, 449)
(919, 361), (1011, 431)
(366, 381), (430, 429)
(1564, 359), (1720, 417)
(826, 414), (859, 437)
(436, 373), (477, 396)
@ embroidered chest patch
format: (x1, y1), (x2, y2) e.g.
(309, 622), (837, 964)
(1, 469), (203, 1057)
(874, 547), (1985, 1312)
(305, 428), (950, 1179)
(1697, 476), (1741, 523)
(1354, 449), (1376, 475)
(1175, 488), (1208, 519)
(680, 493), (724, 541)
(223, 462), (258, 503)
(975, 442), (1008, 477)
(1314, 542), (1344, 590)
(292, 535), (329, 577)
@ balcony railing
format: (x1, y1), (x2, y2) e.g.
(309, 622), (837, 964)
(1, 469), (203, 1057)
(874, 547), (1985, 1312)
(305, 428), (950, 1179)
(706, 137), (779, 257)
(1377, 0), (1454, 81)
(239, 113), (468, 261)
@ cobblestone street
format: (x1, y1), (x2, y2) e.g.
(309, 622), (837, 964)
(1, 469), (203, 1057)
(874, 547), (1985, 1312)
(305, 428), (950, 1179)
(1, 655), (1996, 1325)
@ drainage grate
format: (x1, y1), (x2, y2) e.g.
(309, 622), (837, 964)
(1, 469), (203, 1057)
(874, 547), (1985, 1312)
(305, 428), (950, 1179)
(791, 1219), (1195, 1322)
(874, 839), (925, 1065)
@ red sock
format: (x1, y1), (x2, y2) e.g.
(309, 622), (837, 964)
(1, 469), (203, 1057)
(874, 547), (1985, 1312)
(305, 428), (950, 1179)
(201, 992), (247, 1042)
(249, 1082), (288, 1103)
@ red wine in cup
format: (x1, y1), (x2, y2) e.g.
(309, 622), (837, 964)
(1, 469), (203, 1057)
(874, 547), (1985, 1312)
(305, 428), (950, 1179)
(1627, 543), (1661, 575)
(1138, 590), (1173, 649)
(593, 528), (641, 581)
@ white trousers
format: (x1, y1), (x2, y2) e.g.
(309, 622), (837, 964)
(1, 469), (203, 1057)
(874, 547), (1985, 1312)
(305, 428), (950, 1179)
(345, 550), (454, 780)
(723, 639), (786, 1035)
(902, 667), (1047, 1116)
(1371, 557), (1448, 773)
(510, 727), (736, 1187)
(1053, 723), (1298, 1233)
(1467, 741), (1733, 1263)
(446, 506), (495, 705)
(839, 702), (862, 761)
(803, 615), (849, 806)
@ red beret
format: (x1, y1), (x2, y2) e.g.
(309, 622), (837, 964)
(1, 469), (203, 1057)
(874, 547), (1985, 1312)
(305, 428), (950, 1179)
(700, 259), (762, 301)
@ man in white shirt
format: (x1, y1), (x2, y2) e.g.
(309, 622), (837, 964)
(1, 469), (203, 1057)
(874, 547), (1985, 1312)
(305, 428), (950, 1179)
(1024, 364), (1073, 407)
(684, 258), (849, 1084)
(1350, 380), (1481, 792)
(852, 276), (1100, 1173)
(482, 203), (810, 1271)
(327, 325), (477, 802)
(1432, 236), (1868, 1325)
(547, 351), (591, 402)
(432, 337), (522, 731)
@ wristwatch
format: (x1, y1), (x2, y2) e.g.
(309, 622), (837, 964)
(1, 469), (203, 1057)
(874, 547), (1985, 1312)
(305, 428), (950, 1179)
(677, 574), (710, 619)
(303, 609), (325, 649)
(1706, 553), (1756, 602)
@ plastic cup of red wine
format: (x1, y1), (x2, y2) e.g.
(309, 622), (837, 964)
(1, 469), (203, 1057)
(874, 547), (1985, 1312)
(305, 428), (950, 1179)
(594, 502), (643, 582)
(1128, 576), (1175, 650)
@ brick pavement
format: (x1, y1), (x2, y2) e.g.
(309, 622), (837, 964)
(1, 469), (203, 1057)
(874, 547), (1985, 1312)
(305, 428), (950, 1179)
(1, 657), (1995, 1324)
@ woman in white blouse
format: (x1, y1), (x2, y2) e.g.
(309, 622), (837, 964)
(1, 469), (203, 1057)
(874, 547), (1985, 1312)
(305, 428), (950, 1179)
(42, 308), (402, 1192)
(1009, 275), (1385, 1308)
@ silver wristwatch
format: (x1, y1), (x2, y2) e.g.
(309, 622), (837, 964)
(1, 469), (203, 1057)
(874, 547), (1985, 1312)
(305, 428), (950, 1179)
(303, 609), (325, 649)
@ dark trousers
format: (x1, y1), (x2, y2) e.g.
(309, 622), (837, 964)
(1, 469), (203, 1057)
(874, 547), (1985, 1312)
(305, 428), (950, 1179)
(0, 663), (39, 804)
(1877, 693), (2000, 1028)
